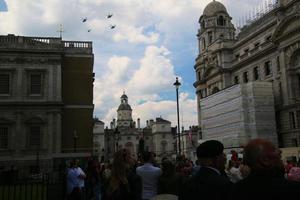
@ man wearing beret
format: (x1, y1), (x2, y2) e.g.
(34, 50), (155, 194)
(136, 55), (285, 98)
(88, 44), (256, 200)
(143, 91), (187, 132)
(179, 140), (232, 200)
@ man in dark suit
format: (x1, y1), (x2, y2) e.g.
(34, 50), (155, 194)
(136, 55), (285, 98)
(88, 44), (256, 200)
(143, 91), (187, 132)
(230, 138), (300, 200)
(179, 140), (232, 200)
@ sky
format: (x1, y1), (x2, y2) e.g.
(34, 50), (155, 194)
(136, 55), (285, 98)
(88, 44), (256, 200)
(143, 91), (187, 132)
(0, 0), (272, 128)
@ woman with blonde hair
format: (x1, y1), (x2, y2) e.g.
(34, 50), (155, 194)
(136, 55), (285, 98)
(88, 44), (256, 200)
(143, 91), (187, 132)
(103, 149), (142, 200)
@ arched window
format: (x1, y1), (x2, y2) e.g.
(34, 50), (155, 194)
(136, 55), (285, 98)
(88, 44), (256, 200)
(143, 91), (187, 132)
(217, 16), (225, 26)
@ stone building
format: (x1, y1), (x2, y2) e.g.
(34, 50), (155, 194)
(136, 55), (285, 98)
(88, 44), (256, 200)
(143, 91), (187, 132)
(97, 93), (176, 162)
(194, 0), (300, 148)
(0, 34), (94, 176)
(93, 118), (105, 160)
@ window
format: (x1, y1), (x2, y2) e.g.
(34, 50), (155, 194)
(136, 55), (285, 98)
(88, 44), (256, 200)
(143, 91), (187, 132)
(127, 136), (131, 140)
(29, 126), (41, 147)
(276, 56), (280, 72)
(297, 110), (300, 128)
(266, 35), (272, 41)
(234, 76), (239, 84)
(162, 134), (166, 139)
(198, 71), (201, 81)
(298, 74), (300, 96)
(30, 74), (42, 95)
(208, 31), (213, 44)
(253, 67), (259, 80)
(235, 54), (240, 60)
(212, 87), (220, 94)
(264, 61), (272, 76)
(254, 42), (260, 48)
(202, 38), (206, 49)
(279, 82), (283, 103)
(0, 126), (8, 149)
(244, 48), (249, 54)
(289, 112), (296, 129)
(0, 74), (10, 95)
(217, 16), (225, 26)
(243, 71), (249, 83)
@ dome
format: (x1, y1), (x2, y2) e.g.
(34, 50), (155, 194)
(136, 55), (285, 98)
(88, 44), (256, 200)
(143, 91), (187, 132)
(117, 104), (132, 111)
(203, 0), (227, 17)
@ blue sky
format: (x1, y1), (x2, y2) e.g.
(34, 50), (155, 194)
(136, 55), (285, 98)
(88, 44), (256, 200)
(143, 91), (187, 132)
(0, 0), (272, 128)
(0, 0), (7, 11)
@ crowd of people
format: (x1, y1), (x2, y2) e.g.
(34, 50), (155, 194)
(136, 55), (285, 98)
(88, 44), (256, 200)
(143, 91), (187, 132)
(66, 138), (300, 200)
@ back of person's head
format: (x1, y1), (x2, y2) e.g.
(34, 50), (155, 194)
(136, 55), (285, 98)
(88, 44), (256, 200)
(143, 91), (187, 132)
(161, 160), (175, 177)
(196, 140), (226, 171)
(142, 151), (152, 163)
(109, 150), (129, 192)
(243, 138), (284, 174)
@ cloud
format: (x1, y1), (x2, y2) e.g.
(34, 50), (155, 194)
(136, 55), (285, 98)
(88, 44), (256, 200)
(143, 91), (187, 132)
(128, 45), (175, 95)
(131, 93), (197, 128)
(113, 25), (159, 44)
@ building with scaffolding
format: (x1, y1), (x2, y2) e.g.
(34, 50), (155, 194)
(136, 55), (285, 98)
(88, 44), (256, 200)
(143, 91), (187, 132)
(194, 0), (300, 148)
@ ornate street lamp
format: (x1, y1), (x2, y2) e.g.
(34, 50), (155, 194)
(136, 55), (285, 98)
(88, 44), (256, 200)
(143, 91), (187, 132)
(173, 77), (181, 156)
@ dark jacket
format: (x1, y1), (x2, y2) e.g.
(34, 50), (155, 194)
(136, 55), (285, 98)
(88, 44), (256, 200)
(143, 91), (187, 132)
(230, 170), (300, 200)
(179, 166), (232, 200)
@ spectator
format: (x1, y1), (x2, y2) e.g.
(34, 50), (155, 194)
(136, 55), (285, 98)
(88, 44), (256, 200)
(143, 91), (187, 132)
(67, 159), (86, 200)
(179, 140), (231, 200)
(158, 160), (184, 196)
(288, 161), (300, 182)
(230, 138), (300, 199)
(226, 160), (243, 183)
(136, 151), (162, 200)
(102, 149), (142, 200)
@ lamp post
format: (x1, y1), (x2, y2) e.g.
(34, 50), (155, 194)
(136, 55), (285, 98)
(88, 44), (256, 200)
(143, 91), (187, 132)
(173, 77), (181, 156)
(73, 129), (78, 153)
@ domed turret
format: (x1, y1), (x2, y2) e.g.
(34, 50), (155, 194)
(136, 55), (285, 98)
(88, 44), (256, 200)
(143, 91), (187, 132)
(117, 92), (133, 127)
(203, 0), (228, 17)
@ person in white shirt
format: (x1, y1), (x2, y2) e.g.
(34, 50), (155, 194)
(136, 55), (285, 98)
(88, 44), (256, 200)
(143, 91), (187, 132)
(226, 160), (243, 183)
(136, 151), (162, 200)
(67, 159), (86, 200)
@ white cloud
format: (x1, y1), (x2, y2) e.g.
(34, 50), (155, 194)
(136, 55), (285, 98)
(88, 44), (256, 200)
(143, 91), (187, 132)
(128, 45), (175, 95)
(113, 25), (159, 44)
(131, 93), (197, 128)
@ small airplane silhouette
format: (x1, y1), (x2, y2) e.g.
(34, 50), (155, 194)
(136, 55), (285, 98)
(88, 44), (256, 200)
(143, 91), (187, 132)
(110, 25), (116, 29)
(81, 17), (88, 22)
(88, 29), (92, 32)
(107, 13), (113, 18)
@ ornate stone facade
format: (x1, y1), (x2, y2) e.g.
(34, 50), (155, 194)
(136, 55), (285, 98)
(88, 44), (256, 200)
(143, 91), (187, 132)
(194, 0), (300, 148)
